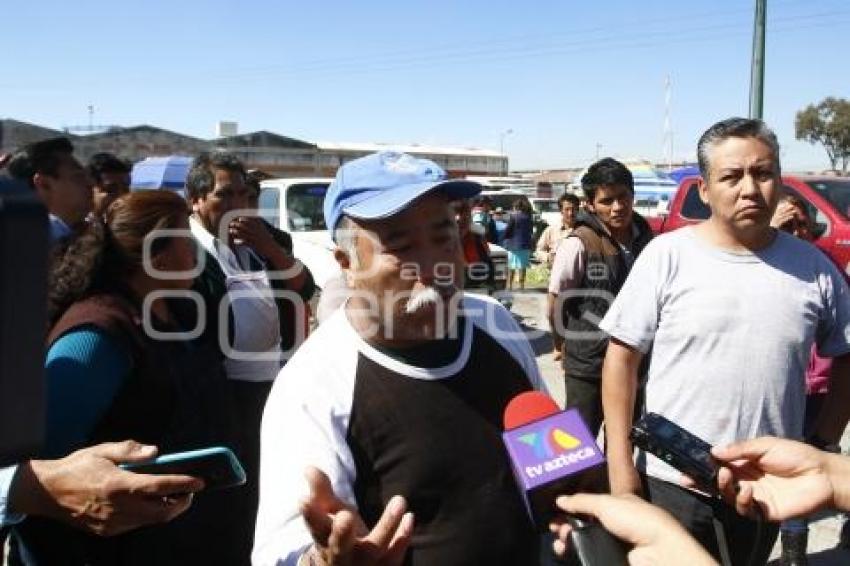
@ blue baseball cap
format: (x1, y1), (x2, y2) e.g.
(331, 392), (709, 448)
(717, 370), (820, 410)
(324, 151), (481, 239)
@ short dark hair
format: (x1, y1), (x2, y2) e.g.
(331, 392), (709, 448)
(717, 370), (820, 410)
(512, 198), (532, 214)
(473, 195), (492, 208)
(245, 170), (266, 198)
(697, 117), (780, 181)
(581, 158), (634, 202)
(87, 152), (130, 186)
(6, 137), (75, 189)
(558, 193), (580, 209)
(186, 151), (245, 200)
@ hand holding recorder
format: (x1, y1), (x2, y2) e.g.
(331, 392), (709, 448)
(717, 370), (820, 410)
(707, 436), (850, 521)
(546, 411), (719, 565)
(629, 415), (848, 521)
(501, 392), (628, 566)
(550, 493), (717, 566)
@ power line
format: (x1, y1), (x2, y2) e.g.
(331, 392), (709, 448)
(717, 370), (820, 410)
(216, 6), (850, 79)
(212, 10), (850, 83)
(217, 15), (850, 83)
(214, 0), (813, 75)
(3, 4), (847, 90)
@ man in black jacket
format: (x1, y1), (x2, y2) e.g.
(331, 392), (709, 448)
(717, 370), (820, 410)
(546, 158), (653, 434)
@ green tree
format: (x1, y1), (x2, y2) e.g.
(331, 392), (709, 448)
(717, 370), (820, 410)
(795, 97), (850, 173)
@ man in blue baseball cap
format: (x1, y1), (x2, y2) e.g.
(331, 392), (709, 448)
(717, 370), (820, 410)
(255, 151), (549, 565)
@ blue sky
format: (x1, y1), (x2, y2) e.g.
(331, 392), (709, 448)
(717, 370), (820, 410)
(3, 0), (848, 170)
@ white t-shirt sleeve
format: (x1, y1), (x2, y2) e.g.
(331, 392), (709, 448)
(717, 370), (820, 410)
(815, 260), (850, 358)
(252, 317), (358, 566)
(548, 237), (586, 294)
(598, 238), (664, 353)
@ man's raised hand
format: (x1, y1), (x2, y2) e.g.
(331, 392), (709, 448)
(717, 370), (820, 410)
(300, 466), (414, 566)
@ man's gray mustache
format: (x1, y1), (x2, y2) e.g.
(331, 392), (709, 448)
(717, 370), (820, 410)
(405, 285), (457, 314)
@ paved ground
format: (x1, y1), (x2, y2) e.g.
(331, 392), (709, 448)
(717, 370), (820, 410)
(508, 289), (850, 565)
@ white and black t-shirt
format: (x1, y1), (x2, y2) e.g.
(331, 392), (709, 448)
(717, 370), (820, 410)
(253, 293), (546, 566)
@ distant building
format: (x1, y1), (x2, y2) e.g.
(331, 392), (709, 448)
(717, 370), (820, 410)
(314, 141), (505, 178)
(72, 125), (209, 163)
(215, 121), (239, 138)
(212, 131), (320, 177)
(0, 119), (68, 156)
(0, 118), (507, 179)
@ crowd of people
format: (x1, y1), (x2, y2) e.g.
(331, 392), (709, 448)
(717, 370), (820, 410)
(0, 140), (315, 564)
(0, 115), (848, 566)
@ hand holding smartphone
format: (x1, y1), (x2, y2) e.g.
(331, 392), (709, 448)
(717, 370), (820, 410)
(121, 446), (246, 491)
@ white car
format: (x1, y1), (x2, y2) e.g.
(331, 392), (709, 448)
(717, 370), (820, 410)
(529, 197), (561, 228)
(257, 178), (340, 289)
(257, 178), (511, 306)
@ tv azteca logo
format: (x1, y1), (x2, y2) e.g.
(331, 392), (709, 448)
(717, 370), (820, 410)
(518, 425), (596, 479)
(518, 426), (581, 458)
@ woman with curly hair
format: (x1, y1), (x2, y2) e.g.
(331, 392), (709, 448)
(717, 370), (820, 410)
(13, 190), (248, 565)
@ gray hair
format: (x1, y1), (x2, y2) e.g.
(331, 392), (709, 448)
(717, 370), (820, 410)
(334, 215), (359, 269)
(696, 118), (781, 181)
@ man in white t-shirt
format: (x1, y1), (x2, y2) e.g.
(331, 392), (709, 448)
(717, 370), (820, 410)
(253, 152), (547, 566)
(599, 117), (850, 565)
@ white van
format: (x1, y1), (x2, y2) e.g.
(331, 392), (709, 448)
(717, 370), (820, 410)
(257, 178), (340, 290)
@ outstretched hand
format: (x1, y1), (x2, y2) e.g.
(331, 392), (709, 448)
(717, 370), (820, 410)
(300, 467), (414, 566)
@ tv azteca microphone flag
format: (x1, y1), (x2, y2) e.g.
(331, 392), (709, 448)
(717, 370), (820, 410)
(502, 407), (605, 526)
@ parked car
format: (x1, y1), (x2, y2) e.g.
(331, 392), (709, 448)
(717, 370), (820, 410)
(257, 178), (512, 301)
(529, 197), (561, 228)
(647, 175), (850, 276)
(481, 190), (534, 215)
(482, 190), (547, 247)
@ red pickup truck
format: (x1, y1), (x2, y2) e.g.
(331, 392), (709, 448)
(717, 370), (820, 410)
(646, 175), (850, 275)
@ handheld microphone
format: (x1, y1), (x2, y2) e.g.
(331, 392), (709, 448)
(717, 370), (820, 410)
(502, 391), (627, 566)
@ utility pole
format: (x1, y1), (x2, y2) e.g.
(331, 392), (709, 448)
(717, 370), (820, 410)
(748, 0), (766, 119)
(499, 129), (513, 175)
(663, 75), (673, 171)
(499, 128), (513, 155)
(595, 143), (602, 160)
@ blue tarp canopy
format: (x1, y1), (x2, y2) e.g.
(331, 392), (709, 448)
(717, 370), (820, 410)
(668, 165), (701, 183)
(131, 155), (193, 190)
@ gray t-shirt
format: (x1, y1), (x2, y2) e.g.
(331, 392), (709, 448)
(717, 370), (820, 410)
(599, 226), (850, 484)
